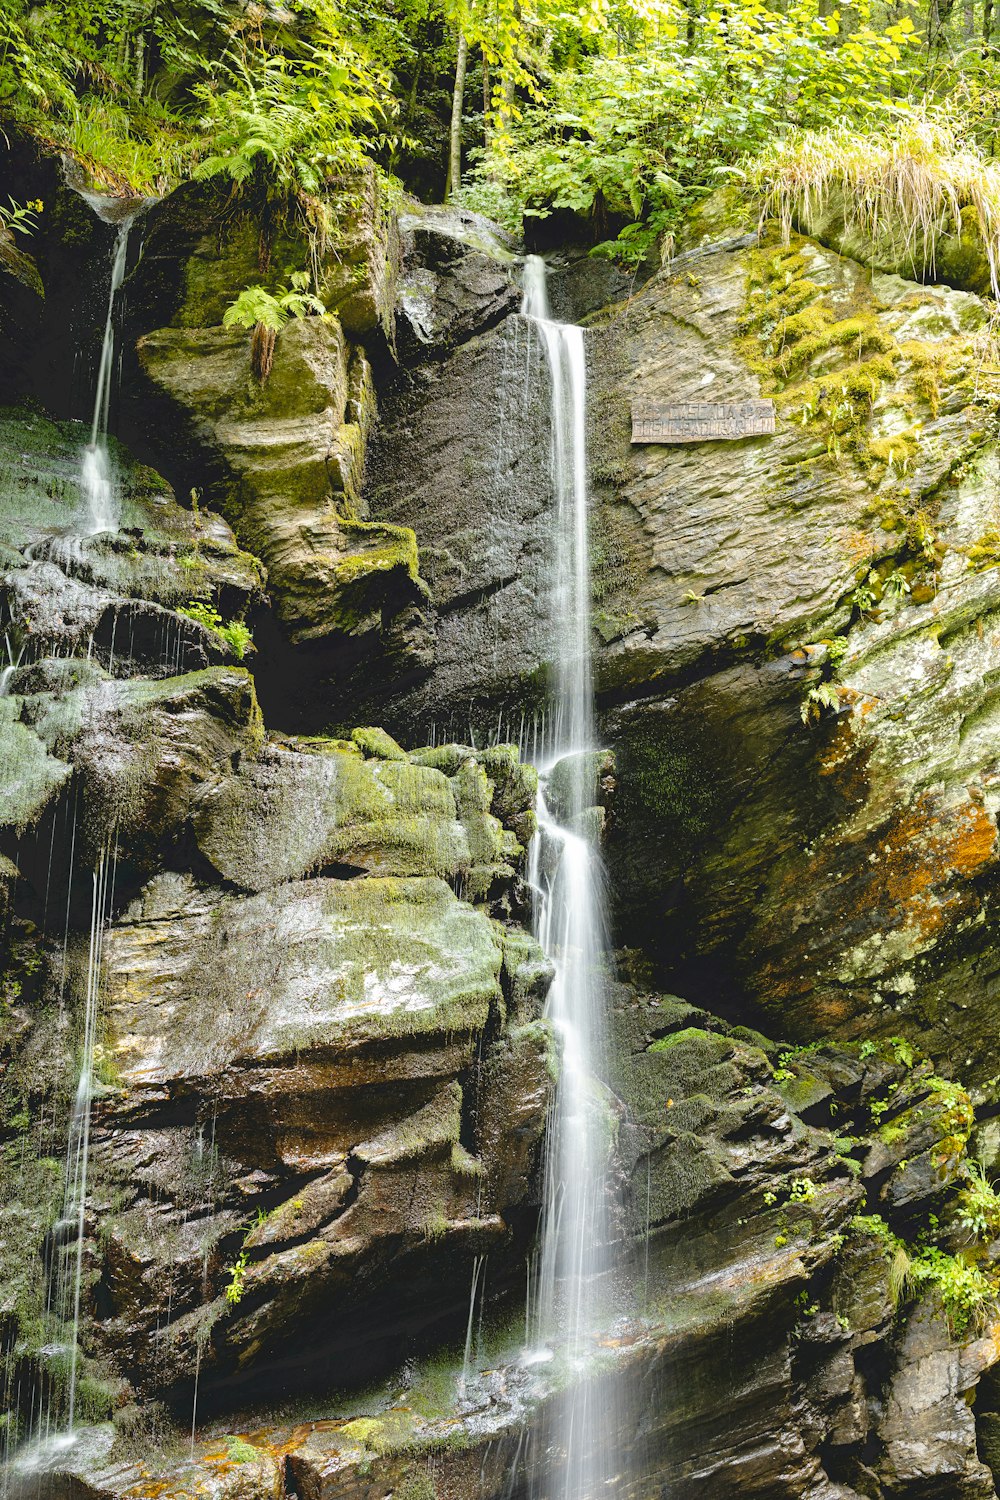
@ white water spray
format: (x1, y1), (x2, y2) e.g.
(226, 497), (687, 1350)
(80, 220), (133, 537)
(0, 629), (24, 698)
(522, 256), (621, 1498)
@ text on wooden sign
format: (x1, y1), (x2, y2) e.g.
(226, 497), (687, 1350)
(631, 399), (776, 444)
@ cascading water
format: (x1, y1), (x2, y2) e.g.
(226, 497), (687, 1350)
(59, 848), (115, 1433)
(522, 256), (623, 1498)
(80, 217), (134, 537)
(2, 848), (116, 1483)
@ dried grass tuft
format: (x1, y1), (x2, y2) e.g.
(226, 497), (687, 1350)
(749, 117), (1000, 298)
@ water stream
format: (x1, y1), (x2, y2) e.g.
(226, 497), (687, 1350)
(521, 257), (622, 1498)
(0, 629), (24, 699)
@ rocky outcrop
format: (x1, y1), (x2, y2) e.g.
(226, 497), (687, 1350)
(0, 403), (263, 888)
(1, 685), (547, 1413)
(31, 1013), (1000, 1500)
(578, 220), (1000, 1076)
(394, 203), (520, 359)
(0, 209), (550, 1430)
(89, 859), (548, 1397)
(132, 316), (430, 654)
(122, 186), (523, 723)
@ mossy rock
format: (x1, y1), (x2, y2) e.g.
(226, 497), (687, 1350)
(352, 725), (409, 761)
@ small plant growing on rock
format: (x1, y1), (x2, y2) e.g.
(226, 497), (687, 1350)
(889, 1036), (916, 1068)
(850, 572), (878, 613)
(907, 1246), (997, 1333)
(178, 600), (254, 660)
(224, 273), (326, 381)
(955, 1161), (1000, 1243)
(0, 197), (42, 238)
(801, 680), (841, 723)
(225, 1251), (249, 1307)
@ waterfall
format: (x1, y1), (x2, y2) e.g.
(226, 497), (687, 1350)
(80, 217), (133, 537)
(522, 257), (622, 1498)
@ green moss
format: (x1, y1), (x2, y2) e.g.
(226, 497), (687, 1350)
(649, 1026), (727, 1054)
(615, 715), (721, 856)
(226, 1436), (261, 1463)
(0, 702), (72, 833)
(735, 234), (990, 484)
(396, 1472), (438, 1500)
(321, 517), (428, 633)
(352, 726), (408, 761)
(339, 517), (420, 577)
(967, 529), (1000, 570)
(770, 307), (895, 379)
(740, 238), (905, 456)
(867, 430), (921, 476)
(739, 244), (822, 343)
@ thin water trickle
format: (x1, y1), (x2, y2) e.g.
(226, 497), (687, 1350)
(460, 1254), (486, 1397)
(59, 845), (116, 1432)
(0, 628), (25, 698)
(80, 218), (134, 537)
(521, 256), (622, 1498)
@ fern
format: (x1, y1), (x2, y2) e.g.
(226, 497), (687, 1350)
(223, 274), (326, 335)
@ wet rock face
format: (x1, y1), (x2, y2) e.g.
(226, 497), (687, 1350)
(0, 212), (549, 1425)
(341, 198), (1000, 1075)
(0, 404), (264, 892)
(607, 1002), (1000, 1500)
(360, 317), (555, 734)
(45, 1009), (1000, 1500)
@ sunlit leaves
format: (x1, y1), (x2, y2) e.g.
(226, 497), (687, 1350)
(471, 0), (924, 259)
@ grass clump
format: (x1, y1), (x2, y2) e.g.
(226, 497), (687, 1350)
(749, 115), (1000, 297)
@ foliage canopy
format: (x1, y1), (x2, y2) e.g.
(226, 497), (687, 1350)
(2, 0), (1000, 267)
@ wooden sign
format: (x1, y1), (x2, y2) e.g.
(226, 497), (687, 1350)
(631, 399), (775, 444)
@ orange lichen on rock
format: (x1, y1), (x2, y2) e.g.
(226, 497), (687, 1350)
(857, 794), (994, 944)
(751, 791), (997, 1038)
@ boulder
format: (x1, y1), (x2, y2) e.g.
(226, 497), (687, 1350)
(394, 203), (520, 359)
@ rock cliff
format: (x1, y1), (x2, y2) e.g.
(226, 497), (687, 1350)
(4, 138), (1000, 1500)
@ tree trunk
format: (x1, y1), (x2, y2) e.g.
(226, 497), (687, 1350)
(482, 51), (491, 156)
(985, 0), (994, 51)
(445, 30), (469, 201)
